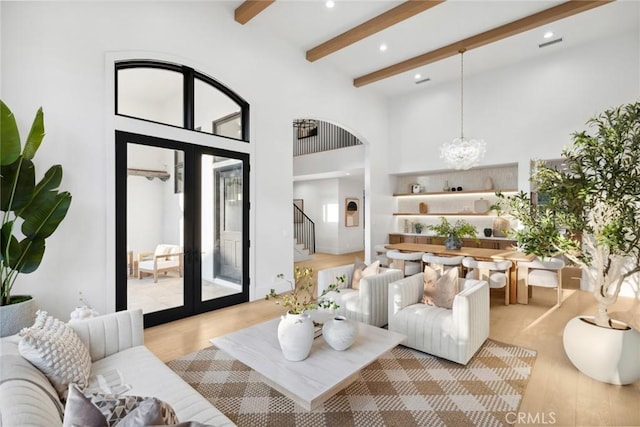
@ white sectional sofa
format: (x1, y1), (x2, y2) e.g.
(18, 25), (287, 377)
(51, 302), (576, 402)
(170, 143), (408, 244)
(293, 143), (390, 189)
(0, 309), (235, 427)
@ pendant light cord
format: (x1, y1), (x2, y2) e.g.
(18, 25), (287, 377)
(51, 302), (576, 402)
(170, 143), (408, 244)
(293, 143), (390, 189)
(459, 48), (466, 139)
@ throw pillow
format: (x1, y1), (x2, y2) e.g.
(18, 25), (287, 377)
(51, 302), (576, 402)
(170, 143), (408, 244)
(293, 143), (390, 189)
(115, 398), (174, 427)
(63, 383), (107, 427)
(351, 259), (380, 290)
(63, 384), (179, 427)
(88, 393), (178, 426)
(19, 310), (92, 400)
(423, 266), (459, 309)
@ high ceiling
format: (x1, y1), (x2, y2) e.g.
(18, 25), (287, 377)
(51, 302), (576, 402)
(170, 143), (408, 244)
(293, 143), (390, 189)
(228, 0), (638, 98)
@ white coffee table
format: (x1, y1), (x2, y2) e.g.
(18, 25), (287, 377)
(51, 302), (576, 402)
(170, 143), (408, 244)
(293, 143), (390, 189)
(210, 317), (406, 410)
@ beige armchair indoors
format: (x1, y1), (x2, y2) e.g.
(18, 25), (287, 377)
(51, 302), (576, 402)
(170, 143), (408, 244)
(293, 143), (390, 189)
(137, 244), (184, 283)
(317, 263), (404, 327)
(388, 273), (490, 365)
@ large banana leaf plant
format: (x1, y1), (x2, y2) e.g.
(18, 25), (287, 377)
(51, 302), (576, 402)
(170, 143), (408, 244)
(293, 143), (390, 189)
(0, 100), (72, 306)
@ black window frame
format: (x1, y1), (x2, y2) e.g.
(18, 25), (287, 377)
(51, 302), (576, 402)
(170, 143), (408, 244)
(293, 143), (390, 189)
(115, 60), (250, 142)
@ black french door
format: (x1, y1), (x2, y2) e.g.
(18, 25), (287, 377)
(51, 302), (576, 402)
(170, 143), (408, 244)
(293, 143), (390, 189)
(115, 131), (249, 327)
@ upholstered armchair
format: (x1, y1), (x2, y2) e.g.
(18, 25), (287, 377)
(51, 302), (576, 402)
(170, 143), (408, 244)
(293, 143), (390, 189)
(317, 263), (404, 327)
(517, 256), (565, 306)
(138, 244), (183, 283)
(388, 273), (490, 365)
(463, 257), (513, 305)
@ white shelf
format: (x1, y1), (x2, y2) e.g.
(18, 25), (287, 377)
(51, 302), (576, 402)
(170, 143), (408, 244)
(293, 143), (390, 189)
(394, 212), (493, 216)
(393, 189), (517, 197)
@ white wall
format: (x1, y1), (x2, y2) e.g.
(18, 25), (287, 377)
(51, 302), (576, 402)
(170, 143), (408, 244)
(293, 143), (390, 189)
(293, 179), (338, 254)
(338, 176), (365, 253)
(388, 31), (640, 193)
(0, 1), (390, 320)
(293, 175), (365, 255)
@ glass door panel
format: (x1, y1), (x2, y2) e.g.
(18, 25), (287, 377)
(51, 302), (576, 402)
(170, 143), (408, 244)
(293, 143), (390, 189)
(200, 155), (243, 302)
(126, 143), (185, 314)
(116, 131), (249, 327)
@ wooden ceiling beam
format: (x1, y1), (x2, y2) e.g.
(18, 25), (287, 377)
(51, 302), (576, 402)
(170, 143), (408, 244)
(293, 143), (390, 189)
(235, 0), (276, 25)
(306, 0), (446, 63)
(353, 0), (614, 87)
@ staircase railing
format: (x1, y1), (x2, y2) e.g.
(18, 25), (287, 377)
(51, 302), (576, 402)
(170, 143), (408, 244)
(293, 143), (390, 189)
(293, 203), (315, 255)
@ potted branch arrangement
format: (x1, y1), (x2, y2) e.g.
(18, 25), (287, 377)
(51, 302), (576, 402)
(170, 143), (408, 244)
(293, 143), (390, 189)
(488, 201), (510, 238)
(427, 217), (478, 250)
(1, 101), (72, 336)
(497, 101), (640, 385)
(266, 266), (341, 361)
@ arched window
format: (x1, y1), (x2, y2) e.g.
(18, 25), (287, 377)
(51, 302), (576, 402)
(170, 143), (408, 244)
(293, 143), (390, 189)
(115, 60), (249, 141)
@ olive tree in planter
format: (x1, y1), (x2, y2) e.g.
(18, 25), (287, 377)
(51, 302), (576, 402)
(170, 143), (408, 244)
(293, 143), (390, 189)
(498, 101), (640, 385)
(0, 100), (72, 336)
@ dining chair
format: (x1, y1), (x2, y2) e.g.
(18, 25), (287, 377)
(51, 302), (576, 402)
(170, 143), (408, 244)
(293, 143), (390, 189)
(374, 244), (390, 267)
(517, 256), (565, 306)
(387, 250), (425, 277)
(462, 257), (513, 305)
(422, 254), (465, 277)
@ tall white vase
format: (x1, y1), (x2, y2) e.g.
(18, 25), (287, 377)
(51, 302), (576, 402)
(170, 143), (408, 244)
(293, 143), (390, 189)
(277, 311), (314, 361)
(563, 315), (640, 385)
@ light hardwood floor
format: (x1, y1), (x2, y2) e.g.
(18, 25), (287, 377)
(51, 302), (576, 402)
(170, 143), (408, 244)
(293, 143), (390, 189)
(145, 252), (640, 427)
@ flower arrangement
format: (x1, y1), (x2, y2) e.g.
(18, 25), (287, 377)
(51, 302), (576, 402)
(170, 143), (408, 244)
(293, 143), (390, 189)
(266, 266), (342, 314)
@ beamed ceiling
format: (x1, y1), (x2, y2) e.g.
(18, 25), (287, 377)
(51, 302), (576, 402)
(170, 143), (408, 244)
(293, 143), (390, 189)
(229, 0), (638, 98)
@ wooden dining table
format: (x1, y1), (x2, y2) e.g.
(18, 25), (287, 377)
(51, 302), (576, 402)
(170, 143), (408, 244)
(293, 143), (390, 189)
(385, 242), (534, 304)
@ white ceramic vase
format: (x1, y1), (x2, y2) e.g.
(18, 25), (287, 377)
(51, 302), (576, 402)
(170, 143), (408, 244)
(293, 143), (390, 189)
(277, 311), (314, 361)
(563, 315), (640, 385)
(322, 315), (358, 351)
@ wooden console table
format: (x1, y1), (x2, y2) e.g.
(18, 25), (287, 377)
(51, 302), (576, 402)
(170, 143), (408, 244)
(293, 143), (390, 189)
(385, 242), (534, 304)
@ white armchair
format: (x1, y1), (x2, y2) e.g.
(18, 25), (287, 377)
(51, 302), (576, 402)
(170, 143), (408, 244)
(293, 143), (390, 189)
(388, 273), (490, 365)
(138, 244), (183, 283)
(317, 264), (404, 327)
(517, 256), (565, 306)
(463, 257), (513, 305)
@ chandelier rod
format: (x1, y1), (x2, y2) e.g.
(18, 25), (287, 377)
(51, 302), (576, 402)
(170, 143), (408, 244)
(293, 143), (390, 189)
(459, 48), (466, 139)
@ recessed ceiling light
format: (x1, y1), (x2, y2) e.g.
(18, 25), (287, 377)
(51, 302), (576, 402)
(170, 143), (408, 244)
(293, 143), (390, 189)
(325, 0), (335, 8)
(379, 43), (387, 52)
(544, 31), (554, 39)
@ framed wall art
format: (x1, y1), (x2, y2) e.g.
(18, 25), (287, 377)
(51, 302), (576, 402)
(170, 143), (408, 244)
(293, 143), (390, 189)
(345, 198), (359, 227)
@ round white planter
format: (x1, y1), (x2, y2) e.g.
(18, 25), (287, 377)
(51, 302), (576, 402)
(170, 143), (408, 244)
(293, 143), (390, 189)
(563, 315), (640, 385)
(0, 296), (36, 337)
(277, 311), (314, 361)
(322, 315), (358, 351)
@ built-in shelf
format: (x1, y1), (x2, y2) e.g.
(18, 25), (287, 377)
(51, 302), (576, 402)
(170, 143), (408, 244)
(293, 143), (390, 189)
(394, 212), (493, 216)
(392, 164), (519, 235)
(393, 189), (518, 197)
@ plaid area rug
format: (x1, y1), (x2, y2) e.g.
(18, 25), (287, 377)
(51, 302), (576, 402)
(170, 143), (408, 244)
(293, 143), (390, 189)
(167, 339), (536, 427)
